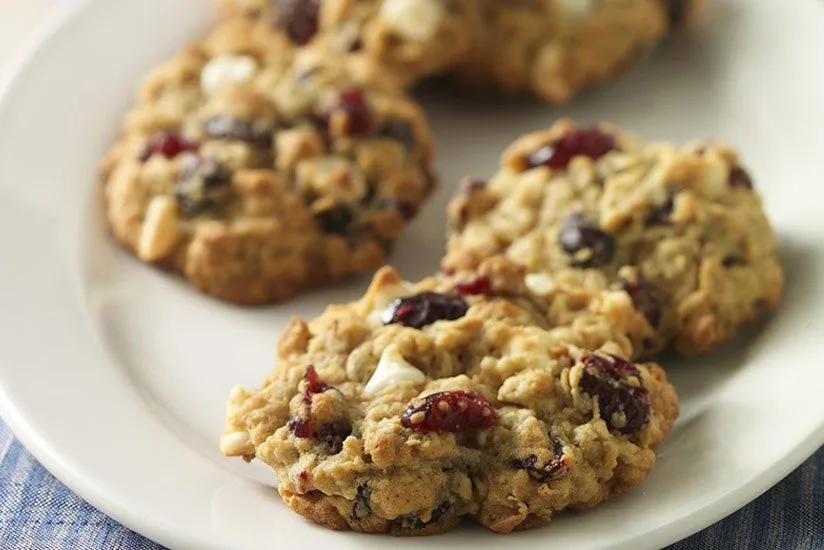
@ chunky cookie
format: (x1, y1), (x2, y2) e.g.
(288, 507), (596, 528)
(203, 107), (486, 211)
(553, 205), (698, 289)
(444, 120), (783, 355)
(216, 0), (477, 86)
(101, 18), (435, 304)
(454, 0), (705, 104)
(220, 263), (679, 534)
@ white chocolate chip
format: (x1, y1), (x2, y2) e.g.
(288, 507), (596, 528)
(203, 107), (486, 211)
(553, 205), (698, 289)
(364, 344), (427, 395)
(366, 281), (416, 326)
(379, 0), (443, 41)
(525, 273), (556, 296)
(555, 0), (595, 20)
(138, 196), (180, 262)
(219, 430), (253, 456)
(201, 55), (258, 96)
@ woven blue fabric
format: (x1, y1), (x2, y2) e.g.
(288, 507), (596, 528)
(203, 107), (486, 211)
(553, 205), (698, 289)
(0, 420), (820, 549)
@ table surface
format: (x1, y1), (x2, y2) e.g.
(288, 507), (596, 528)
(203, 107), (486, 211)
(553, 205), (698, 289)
(0, 2), (821, 549)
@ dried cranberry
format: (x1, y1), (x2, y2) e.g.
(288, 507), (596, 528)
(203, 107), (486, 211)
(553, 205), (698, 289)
(619, 275), (663, 328)
(510, 440), (568, 482)
(302, 365), (331, 400)
(287, 417), (313, 438)
(401, 390), (496, 433)
(203, 115), (273, 147)
(378, 198), (418, 221)
(378, 118), (416, 150)
(174, 157), (233, 215)
(455, 276), (492, 296)
(138, 132), (197, 161)
(729, 166), (754, 189)
(273, 0), (320, 45)
(579, 354), (650, 435)
(559, 213), (615, 268)
(526, 127), (616, 171)
(394, 501), (451, 530)
(319, 89), (373, 137)
(647, 192), (676, 226)
(314, 204), (354, 236)
(382, 292), (469, 329)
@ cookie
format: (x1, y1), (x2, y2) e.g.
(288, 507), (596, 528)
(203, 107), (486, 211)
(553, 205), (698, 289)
(444, 120), (783, 355)
(216, 0), (477, 86)
(220, 263), (679, 534)
(101, 18), (435, 304)
(453, 0), (704, 104)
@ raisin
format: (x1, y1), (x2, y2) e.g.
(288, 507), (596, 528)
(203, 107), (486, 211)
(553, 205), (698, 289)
(619, 275), (664, 329)
(314, 204), (354, 236)
(351, 484), (371, 521)
(510, 439), (569, 482)
(455, 276), (492, 296)
(722, 254), (748, 268)
(579, 354), (651, 435)
(316, 420), (352, 454)
(203, 115), (273, 147)
(378, 118), (416, 150)
(401, 390), (496, 433)
(729, 166), (754, 189)
(317, 88), (373, 137)
(559, 213), (615, 268)
(173, 157), (233, 215)
(273, 0), (320, 45)
(647, 192), (676, 226)
(381, 292), (469, 329)
(138, 132), (197, 161)
(526, 127), (616, 171)
(394, 502), (451, 530)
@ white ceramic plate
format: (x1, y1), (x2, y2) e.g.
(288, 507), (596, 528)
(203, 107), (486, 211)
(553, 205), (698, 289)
(0, 0), (823, 548)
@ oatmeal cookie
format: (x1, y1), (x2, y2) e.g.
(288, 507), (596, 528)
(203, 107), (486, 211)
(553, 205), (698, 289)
(220, 263), (679, 534)
(444, 120), (783, 355)
(216, 0), (477, 85)
(101, 18), (435, 304)
(453, 0), (705, 104)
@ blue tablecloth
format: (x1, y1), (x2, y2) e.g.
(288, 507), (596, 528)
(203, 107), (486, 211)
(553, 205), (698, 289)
(0, 421), (820, 549)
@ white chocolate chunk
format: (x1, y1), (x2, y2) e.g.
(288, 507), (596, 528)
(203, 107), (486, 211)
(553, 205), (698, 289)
(379, 0), (444, 41)
(201, 55), (258, 96)
(525, 273), (556, 296)
(555, 0), (595, 20)
(364, 344), (427, 395)
(219, 430), (253, 456)
(366, 281), (416, 326)
(138, 196), (180, 262)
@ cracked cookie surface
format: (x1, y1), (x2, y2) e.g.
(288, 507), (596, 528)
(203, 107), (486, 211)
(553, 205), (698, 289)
(101, 18), (435, 304)
(220, 261), (679, 534)
(444, 120), (783, 355)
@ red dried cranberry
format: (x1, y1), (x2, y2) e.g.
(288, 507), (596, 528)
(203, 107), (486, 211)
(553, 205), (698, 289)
(326, 89), (373, 137)
(526, 127), (616, 171)
(455, 276), (492, 296)
(174, 157), (232, 215)
(579, 354), (650, 435)
(510, 439), (568, 482)
(729, 166), (754, 189)
(559, 213), (615, 268)
(203, 115), (273, 147)
(138, 132), (197, 161)
(314, 204), (354, 236)
(287, 417), (313, 438)
(381, 292), (469, 329)
(401, 390), (496, 433)
(273, 0), (320, 45)
(302, 365), (331, 401)
(619, 275), (663, 329)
